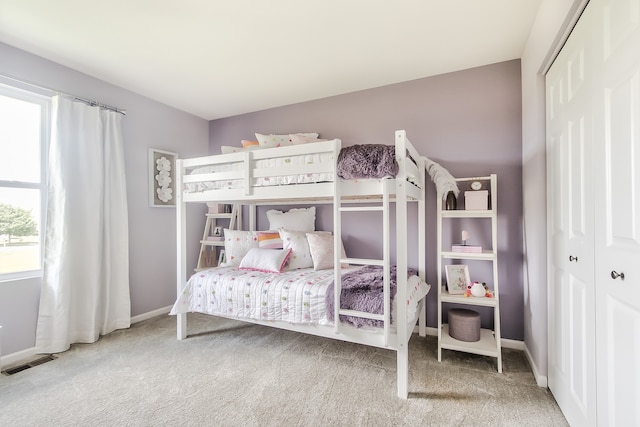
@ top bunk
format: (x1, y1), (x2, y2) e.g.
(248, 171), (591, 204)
(176, 130), (426, 205)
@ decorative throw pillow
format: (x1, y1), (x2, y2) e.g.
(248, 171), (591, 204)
(289, 134), (326, 145)
(220, 145), (242, 154)
(223, 229), (258, 265)
(238, 248), (292, 273)
(221, 144), (260, 154)
(266, 207), (316, 232)
(306, 232), (348, 270)
(241, 139), (259, 148)
(255, 132), (319, 148)
(257, 230), (283, 249)
(279, 229), (314, 270)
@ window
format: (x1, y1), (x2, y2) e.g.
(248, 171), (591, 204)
(0, 84), (50, 280)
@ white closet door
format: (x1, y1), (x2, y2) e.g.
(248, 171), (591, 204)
(593, 0), (640, 425)
(546, 2), (597, 424)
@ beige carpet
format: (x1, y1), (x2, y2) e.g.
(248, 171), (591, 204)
(0, 313), (567, 426)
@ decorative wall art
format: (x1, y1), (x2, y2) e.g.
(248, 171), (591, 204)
(148, 148), (177, 207)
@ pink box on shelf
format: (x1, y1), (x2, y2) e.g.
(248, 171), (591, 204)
(451, 245), (482, 253)
(207, 203), (223, 213)
(464, 190), (488, 210)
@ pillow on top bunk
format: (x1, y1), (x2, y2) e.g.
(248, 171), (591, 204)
(306, 232), (348, 270)
(257, 230), (283, 249)
(289, 134), (326, 145)
(239, 248), (292, 273)
(255, 132), (319, 148)
(220, 145), (260, 154)
(222, 229), (258, 265)
(241, 139), (259, 148)
(266, 207), (315, 232)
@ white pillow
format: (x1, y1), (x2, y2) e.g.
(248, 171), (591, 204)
(279, 229), (330, 270)
(239, 248), (292, 273)
(306, 232), (348, 270)
(223, 229), (258, 265)
(266, 207), (316, 232)
(220, 145), (259, 154)
(289, 134), (326, 145)
(255, 132), (319, 148)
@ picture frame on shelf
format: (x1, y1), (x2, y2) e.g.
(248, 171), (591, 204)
(148, 148), (178, 207)
(445, 264), (470, 295)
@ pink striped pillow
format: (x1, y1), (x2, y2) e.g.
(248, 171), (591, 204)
(258, 231), (283, 249)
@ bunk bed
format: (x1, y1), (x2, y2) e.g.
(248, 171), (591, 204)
(172, 130), (458, 399)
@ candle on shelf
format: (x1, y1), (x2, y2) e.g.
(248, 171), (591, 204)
(462, 230), (469, 245)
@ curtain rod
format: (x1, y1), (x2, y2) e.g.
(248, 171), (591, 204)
(0, 72), (127, 115)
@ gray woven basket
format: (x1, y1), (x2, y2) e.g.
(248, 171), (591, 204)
(448, 308), (481, 342)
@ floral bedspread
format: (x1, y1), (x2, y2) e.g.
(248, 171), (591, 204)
(170, 266), (350, 324)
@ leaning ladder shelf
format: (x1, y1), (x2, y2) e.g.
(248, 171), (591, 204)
(436, 174), (502, 372)
(196, 204), (241, 271)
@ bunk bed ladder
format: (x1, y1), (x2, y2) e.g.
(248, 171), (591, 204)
(334, 178), (393, 347)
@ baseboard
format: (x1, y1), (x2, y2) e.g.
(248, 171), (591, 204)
(1, 306), (173, 371)
(524, 342), (548, 387)
(501, 337), (524, 350)
(1, 346), (37, 371)
(131, 305), (172, 324)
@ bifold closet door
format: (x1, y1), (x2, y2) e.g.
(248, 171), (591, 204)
(592, 0), (640, 425)
(545, 1), (597, 423)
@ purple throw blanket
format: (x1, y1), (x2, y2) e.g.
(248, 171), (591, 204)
(326, 265), (416, 328)
(337, 144), (399, 179)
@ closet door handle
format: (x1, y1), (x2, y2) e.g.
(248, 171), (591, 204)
(569, 255), (578, 262)
(611, 270), (625, 280)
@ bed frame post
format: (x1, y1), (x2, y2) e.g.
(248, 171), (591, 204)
(395, 130), (409, 399)
(176, 158), (187, 340)
(333, 139), (342, 335)
(418, 156), (427, 338)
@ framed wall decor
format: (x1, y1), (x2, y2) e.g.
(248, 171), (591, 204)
(148, 148), (178, 207)
(445, 264), (470, 295)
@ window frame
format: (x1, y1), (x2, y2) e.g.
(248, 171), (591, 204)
(0, 83), (51, 281)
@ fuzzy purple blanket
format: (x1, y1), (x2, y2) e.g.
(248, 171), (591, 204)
(326, 265), (416, 328)
(337, 144), (399, 179)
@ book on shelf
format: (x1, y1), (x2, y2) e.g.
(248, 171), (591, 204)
(451, 244), (482, 253)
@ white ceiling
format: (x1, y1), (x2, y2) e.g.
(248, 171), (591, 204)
(0, 0), (542, 120)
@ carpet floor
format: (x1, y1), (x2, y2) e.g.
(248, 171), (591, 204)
(0, 313), (568, 426)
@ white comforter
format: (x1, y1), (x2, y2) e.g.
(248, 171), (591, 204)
(170, 266), (430, 327)
(170, 266), (342, 324)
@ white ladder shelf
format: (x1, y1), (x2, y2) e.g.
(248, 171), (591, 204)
(196, 204), (241, 271)
(436, 174), (502, 372)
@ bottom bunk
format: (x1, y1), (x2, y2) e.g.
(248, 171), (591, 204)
(170, 264), (431, 397)
(171, 265), (430, 348)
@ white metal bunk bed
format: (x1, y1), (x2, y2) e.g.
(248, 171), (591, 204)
(174, 130), (442, 399)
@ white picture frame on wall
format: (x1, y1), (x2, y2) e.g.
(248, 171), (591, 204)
(148, 148), (178, 207)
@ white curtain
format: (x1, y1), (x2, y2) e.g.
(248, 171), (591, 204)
(36, 95), (130, 354)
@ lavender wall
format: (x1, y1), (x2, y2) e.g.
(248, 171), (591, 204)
(0, 42), (209, 358)
(209, 60), (524, 340)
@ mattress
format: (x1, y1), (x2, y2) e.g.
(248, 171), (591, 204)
(170, 265), (430, 328)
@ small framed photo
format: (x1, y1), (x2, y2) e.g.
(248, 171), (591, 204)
(149, 148), (178, 207)
(445, 265), (470, 295)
